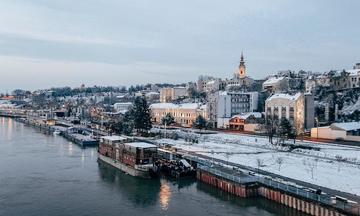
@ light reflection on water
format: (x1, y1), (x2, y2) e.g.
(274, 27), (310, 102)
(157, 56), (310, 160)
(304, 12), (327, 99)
(159, 180), (171, 210)
(0, 117), (309, 216)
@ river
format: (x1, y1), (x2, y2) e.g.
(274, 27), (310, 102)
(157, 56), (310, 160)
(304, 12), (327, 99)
(0, 117), (308, 216)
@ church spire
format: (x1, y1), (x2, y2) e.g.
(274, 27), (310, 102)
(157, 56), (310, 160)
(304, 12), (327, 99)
(238, 51), (246, 78)
(239, 51), (245, 66)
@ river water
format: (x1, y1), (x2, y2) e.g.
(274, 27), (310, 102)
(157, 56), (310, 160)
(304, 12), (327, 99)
(0, 117), (308, 216)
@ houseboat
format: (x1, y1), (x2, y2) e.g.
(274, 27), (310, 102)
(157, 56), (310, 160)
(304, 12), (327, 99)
(98, 135), (158, 178)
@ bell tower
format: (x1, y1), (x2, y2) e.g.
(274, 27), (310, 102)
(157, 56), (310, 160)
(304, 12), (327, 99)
(238, 52), (246, 79)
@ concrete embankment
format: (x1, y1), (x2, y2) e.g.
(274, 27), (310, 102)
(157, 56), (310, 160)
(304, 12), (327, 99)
(196, 164), (359, 216)
(15, 118), (98, 147)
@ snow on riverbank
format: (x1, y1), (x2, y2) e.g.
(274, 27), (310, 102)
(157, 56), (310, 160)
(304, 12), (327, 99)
(153, 131), (360, 196)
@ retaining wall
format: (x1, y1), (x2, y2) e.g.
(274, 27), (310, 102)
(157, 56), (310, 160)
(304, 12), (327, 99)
(197, 169), (351, 216)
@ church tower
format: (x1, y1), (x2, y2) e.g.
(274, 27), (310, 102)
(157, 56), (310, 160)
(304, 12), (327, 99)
(238, 52), (246, 79)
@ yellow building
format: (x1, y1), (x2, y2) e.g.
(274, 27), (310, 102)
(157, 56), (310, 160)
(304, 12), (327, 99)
(265, 93), (305, 134)
(159, 87), (187, 103)
(150, 103), (208, 127)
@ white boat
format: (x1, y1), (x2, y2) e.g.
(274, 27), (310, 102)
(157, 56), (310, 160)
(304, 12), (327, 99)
(53, 130), (61, 135)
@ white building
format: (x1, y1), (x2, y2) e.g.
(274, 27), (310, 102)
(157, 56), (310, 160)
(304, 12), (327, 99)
(150, 103), (207, 127)
(203, 79), (221, 93)
(145, 92), (160, 102)
(265, 92), (305, 134)
(208, 91), (259, 128)
(305, 77), (317, 94)
(113, 102), (132, 113)
(262, 76), (289, 93)
(311, 122), (360, 142)
(347, 68), (360, 89)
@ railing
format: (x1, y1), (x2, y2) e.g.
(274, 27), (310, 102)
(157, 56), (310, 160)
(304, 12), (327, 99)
(257, 176), (359, 215)
(192, 155), (360, 215)
(198, 164), (257, 184)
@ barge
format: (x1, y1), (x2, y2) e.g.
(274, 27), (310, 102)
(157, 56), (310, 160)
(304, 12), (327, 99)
(98, 136), (158, 178)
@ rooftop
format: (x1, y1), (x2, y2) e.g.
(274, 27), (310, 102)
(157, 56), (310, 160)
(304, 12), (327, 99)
(150, 103), (205, 110)
(346, 69), (360, 76)
(101, 135), (128, 142)
(126, 142), (157, 148)
(231, 112), (262, 120)
(331, 122), (360, 131)
(267, 92), (302, 101)
(263, 76), (286, 86)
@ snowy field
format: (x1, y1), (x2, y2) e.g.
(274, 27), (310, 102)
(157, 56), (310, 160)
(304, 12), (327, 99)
(153, 130), (360, 196)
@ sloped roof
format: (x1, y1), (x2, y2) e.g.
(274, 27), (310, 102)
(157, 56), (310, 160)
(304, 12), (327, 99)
(231, 112), (262, 120)
(266, 92), (302, 101)
(331, 122), (360, 131)
(263, 76), (285, 86)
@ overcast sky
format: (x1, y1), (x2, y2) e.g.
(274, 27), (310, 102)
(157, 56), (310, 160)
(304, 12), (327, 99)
(0, 0), (359, 92)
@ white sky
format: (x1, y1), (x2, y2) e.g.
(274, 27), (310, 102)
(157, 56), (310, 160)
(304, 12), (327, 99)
(0, 0), (359, 92)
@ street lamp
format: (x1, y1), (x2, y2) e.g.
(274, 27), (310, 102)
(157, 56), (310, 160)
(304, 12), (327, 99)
(315, 117), (319, 140)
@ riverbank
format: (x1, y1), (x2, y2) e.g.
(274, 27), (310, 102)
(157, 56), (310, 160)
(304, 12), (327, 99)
(0, 117), (305, 216)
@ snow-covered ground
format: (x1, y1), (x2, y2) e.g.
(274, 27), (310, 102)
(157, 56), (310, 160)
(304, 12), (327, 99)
(153, 130), (360, 196)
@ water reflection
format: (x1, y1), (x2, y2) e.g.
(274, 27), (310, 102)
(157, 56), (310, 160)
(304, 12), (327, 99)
(98, 160), (161, 206)
(0, 117), (311, 216)
(68, 142), (73, 156)
(196, 182), (309, 216)
(81, 150), (85, 166)
(159, 181), (171, 210)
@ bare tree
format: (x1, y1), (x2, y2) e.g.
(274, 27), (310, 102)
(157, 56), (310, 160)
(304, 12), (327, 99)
(275, 157), (284, 171)
(265, 116), (278, 145)
(335, 155), (345, 172)
(256, 158), (264, 172)
(225, 152), (231, 165)
(308, 159), (318, 179)
(303, 158), (319, 179)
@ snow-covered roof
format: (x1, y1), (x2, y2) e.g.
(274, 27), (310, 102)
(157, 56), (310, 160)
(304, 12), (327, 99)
(101, 135), (128, 141)
(113, 102), (132, 106)
(341, 98), (360, 115)
(145, 92), (159, 95)
(180, 103), (200, 109)
(263, 76), (285, 86)
(346, 69), (360, 76)
(150, 103), (205, 110)
(150, 103), (179, 109)
(331, 122), (360, 131)
(267, 92), (302, 101)
(219, 91), (228, 96)
(126, 142), (157, 148)
(231, 112), (262, 120)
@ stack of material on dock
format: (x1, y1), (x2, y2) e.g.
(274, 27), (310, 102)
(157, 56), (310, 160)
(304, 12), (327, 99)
(63, 132), (98, 146)
(156, 158), (196, 178)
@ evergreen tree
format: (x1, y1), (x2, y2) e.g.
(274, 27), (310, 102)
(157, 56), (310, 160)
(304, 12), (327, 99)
(278, 118), (294, 143)
(161, 113), (175, 126)
(110, 111), (134, 135)
(193, 115), (207, 130)
(132, 96), (152, 132)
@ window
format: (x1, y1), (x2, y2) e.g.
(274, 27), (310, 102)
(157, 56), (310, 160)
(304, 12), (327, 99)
(281, 107), (286, 118)
(289, 107), (294, 121)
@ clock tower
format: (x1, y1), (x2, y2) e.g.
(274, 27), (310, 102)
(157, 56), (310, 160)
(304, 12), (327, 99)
(238, 52), (246, 79)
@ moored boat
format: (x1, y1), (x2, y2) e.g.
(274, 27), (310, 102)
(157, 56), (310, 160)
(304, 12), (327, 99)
(98, 136), (158, 178)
